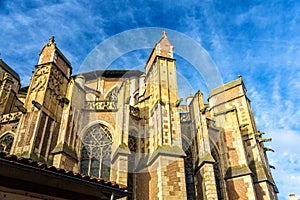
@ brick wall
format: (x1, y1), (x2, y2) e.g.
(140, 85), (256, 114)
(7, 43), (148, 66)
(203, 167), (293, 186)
(226, 175), (256, 200)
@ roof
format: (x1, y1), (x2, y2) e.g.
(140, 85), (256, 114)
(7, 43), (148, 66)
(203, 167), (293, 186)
(39, 36), (71, 67)
(156, 30), (173, 48)
(145, 31), (174, 68)
(209, 76), (245, 99)
(0, 152), (129, 200)
(0, 59), (20, 81)
(76, 70), (144, 81)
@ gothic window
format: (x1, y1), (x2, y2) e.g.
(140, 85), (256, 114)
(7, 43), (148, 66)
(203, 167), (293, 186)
(127, 131), (137, 191)
(0, 133), (14, 153)
(182, 139), (196, 200)
(214, 163), (223, 200)
(80, 124), (112, 180)
(107, 87), (118, 102)
(211, 146), (224, 200)
(128, 133), (137, 153)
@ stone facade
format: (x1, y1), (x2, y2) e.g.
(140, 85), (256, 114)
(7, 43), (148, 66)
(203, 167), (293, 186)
(0, 33), (278, 199)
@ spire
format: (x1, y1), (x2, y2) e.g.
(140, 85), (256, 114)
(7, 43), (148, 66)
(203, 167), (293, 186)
(39, 36), (57, 64)
(145, 32), (175, 71)
(38, 36), (71, 78)
(155, 30), (174, 58)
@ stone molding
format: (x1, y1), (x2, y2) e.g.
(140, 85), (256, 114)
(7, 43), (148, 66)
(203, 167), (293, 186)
(147, 145), (186, 166)
(84, 100), (117, 112)
(51, 142), (78, 161)
(111, 143), (131, 164)
(224, 164), (253, 180)
(0, 111), (22, 124)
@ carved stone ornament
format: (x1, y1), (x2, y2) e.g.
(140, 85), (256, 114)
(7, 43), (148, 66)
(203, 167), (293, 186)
(48, 67), (64, 96)
(48, 36), (55, 46)
(0, 73), (13, 105)
(0, 111), (22, 123)
(85, 101), (117, 111)
(129, 105), (140, 119)
(0, 86), (10, 105)
(31, 65), (51, 92)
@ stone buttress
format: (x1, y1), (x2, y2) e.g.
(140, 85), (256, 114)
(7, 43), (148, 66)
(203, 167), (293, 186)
(134, 31), (187, 200)
(12, 37), (72, 167)
(208, 76), (278, 200)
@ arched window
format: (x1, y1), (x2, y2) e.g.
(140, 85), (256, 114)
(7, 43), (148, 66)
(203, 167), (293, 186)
(0, 133), (14, 153)
(182, 139), (196, 200)
(211, 145), (224, 200)
(106, 87), (118, 102)
(128, 131), (137, 153)
(80, 124), (112, 180)
(127, 131), (137, 191)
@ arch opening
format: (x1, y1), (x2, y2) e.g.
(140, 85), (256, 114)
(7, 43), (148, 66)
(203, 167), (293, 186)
(80, 123), (112, 180)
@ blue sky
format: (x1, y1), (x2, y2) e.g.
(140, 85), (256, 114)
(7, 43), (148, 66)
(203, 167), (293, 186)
(0, 0), (299, 199)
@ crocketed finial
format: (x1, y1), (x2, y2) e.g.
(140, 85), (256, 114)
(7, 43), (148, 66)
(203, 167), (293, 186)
(162, 30), (167, 38)
(48, 36), (55, 45)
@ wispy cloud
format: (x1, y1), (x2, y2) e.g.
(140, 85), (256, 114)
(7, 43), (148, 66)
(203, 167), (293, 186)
(247, 72), (300, 199)
(1, 0), (300, 198)
(0, 0), (108, 86)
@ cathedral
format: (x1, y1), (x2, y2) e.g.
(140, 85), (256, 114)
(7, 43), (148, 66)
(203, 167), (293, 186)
(0, 32), (278, 200)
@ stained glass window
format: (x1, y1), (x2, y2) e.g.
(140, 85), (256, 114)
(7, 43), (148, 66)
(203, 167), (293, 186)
(0, 133), (14, 153)
(80, 124), (112, 180)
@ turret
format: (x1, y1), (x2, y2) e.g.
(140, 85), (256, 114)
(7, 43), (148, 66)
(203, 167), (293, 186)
(12, 36), (72, 164)
(136, 31), (187, 199)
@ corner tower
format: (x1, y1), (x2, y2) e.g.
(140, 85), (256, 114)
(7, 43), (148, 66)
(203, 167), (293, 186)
(12, 36), (71, 164)
(139, 31), (187, 199)
(145, 31), (181, 147)
(208, 76), (278, 199)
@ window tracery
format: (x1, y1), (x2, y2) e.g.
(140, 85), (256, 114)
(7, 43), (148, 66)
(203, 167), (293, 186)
(107, 87), (118, 102)
(80, 124), (112, 180)
(0, 133), (14, 153)
(128, 131), (137, 191)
